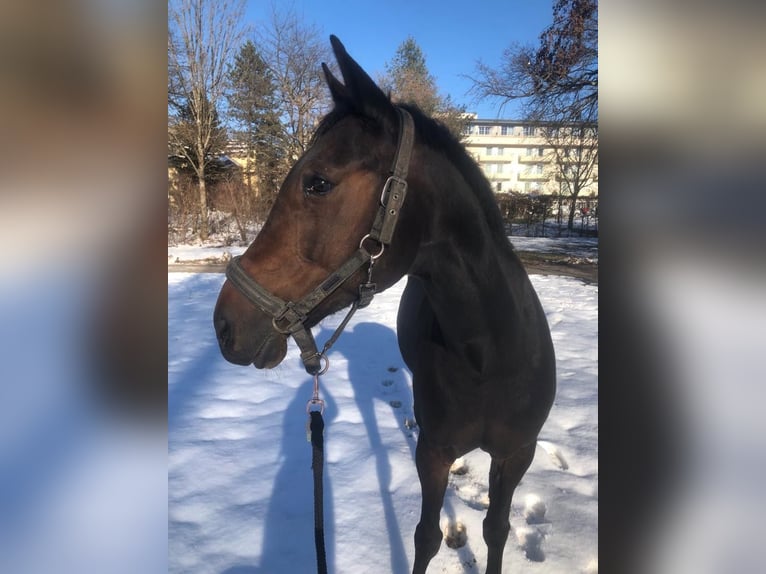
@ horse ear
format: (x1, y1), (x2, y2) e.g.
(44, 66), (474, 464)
(329, 35), (396, 123)
(322, 63), (349, 106)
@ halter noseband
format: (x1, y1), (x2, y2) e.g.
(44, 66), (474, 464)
(225, 107), (415, 374)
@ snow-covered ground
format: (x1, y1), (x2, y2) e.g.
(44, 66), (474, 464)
(508, 237), (598, 261)
(169, 271), (598, 574)
(167, 236), (598, 264)
(167, 243), (246, 264)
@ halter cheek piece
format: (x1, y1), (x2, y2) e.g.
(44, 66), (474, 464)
(225, 107), (415, 375)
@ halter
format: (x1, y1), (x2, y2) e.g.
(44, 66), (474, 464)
(225, 107), (415, 375)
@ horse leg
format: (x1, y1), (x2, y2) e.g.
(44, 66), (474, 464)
(412, 436), (454, 574)
(483, 443), (536, 574)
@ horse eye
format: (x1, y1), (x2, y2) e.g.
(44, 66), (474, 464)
(303, 175), (334, 196)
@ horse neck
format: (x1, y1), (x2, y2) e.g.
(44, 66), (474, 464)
(408, 176), (529, 366)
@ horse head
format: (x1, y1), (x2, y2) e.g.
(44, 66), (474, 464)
(214, 36), (422, 370)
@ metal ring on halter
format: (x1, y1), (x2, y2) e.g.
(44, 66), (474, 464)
(359, 234), (385, 260)
(315, 353), (330, 376)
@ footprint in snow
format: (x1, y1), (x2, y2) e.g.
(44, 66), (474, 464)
(537, 440), (569, 470)
(516, 526), (545, 562)
(449, 457), (469, 475)
(449, 459), (490, 510)
(523, 493), (548, 524)
(443, 520), (467, 549)
(515, 493), (549, 561)
(546, 311), (566, 327)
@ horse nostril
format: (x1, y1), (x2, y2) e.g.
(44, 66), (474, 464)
(214, 317), (231, 346)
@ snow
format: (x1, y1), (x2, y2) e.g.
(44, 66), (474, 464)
(167, 243), (246, 264)
(508, 236), (598, 262)
(167, 236), (599, 265)
(169, 269), (598, 573)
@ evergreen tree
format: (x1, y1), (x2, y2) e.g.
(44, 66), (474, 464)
(227, 40), (284, 202)
(384, 37), (440, 114)
(381, 37), (468, 139)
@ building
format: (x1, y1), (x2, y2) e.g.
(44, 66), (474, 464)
(462, 116), (598, 198)
(213, 116), (597, 202)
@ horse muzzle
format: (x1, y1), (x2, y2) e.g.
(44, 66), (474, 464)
(213, 287), (288, 369)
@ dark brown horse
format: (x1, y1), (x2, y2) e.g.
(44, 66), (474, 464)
(214, 36), (556, 574)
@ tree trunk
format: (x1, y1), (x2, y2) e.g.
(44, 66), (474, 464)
(567, 200), (576, 232)
(198, 173), (209, 241)
(567, 186), (581, 232)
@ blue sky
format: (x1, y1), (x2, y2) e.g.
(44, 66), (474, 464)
(244, 0), (554, 119)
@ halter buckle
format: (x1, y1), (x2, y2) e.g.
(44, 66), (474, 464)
(271, 303), (307, 334)
(380, 175), (408, 207)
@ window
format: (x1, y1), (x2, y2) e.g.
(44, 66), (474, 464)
(535, 163), (544, 174)
(486, 146), (493, 156)
(463, 124), (474, 136)
(495, 147), (503, 156)
(523, 125), (536, 137)
(484, 163), (500, 175)
(501, 125), (513, 136)
(479, 125), (491, 135)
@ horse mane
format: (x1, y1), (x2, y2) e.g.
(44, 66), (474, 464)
(396, 103), (509, 248)
(312, 101), (510, 250)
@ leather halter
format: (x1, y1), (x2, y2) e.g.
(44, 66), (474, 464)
(225, 107), (415, 374)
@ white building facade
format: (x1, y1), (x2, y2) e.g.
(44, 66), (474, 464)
(463, 117), (598, 197)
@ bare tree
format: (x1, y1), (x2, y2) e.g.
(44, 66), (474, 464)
(257, 6), (332, 165)
(168, 0), (246, 240)
(472, 0), (598, 231)
(216, 177), (252, 243)
(543, 123), (597, 231)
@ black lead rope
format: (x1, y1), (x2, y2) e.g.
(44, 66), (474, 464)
(309, 410), (327, 574)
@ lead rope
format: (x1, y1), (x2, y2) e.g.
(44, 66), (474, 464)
(309, 404), (327, 574)
(305, 253), (380, 574)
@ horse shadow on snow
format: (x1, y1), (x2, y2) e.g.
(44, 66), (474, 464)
(222, 321), (416, 574)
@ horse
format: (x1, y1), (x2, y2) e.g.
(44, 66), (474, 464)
(213, 35), (556, 574)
